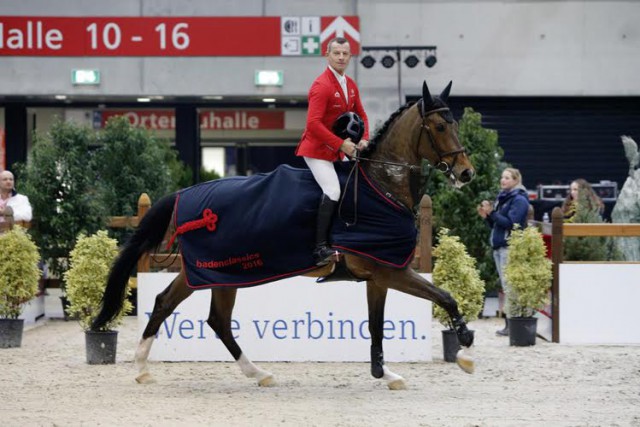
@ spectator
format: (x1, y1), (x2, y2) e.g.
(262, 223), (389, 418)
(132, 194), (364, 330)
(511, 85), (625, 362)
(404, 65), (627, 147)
(561, 178), (604, 221)
(0, 170), (33, 223)
(477, 167), (530, 336)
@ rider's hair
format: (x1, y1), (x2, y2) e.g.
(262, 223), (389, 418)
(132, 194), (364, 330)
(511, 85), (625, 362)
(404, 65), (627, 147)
(326, 37), (349, 53)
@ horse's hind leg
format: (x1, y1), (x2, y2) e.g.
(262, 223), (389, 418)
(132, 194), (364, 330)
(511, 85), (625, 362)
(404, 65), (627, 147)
(135, 271), (193, 384)
(208, 288), (275, 387)
(367, 280), (406, 390)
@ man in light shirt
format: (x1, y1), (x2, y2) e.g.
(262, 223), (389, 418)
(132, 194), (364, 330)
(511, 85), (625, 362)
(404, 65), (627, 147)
(0, 170), (33, 223)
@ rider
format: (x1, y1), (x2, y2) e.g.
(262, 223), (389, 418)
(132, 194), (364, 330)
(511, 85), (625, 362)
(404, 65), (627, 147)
(295, 36), (370, 266)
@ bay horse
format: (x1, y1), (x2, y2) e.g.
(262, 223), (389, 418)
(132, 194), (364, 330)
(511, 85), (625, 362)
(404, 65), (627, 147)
(91, 80), (476, 390)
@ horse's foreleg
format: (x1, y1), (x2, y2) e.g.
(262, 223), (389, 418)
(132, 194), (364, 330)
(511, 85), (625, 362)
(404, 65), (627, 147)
(378, 267), (475, 374)
(367, 281), (406, 390)
(135, 271), (193, 384)
(208, 288), (274, 387)
(384, 268), (474, 346)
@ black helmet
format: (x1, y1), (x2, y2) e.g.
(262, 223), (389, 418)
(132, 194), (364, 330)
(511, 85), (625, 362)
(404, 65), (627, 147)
(332, 112), (364, 143)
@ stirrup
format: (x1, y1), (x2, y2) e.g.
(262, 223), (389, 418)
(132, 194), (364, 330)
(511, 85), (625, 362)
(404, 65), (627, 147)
(313, 245), (336, 266)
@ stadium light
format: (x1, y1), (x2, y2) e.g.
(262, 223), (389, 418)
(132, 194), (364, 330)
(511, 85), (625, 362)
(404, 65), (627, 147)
(358, 46), (438, 106)
(404, 54), (419, 68)
(360, 55), (376, 69)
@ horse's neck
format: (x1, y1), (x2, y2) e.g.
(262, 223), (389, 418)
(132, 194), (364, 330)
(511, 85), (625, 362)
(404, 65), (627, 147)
(365, 108), (422, 209)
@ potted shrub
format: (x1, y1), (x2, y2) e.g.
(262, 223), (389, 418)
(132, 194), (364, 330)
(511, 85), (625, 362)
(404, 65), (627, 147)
(432, 229), (485, 362)
(0, 227), (41, 348)
(504, 226), (552, 346)
(64, 231), (133, 364)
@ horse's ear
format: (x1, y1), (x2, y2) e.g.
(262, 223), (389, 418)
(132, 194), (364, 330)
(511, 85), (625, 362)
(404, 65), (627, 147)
(440, 81), (453, 103)
(422, 81), (434, 106)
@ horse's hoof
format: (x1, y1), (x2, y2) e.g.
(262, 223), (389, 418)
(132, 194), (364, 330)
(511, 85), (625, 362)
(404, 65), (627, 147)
(387, 378), (407, 391)
(135, 372), (156, 384)
(257, 375), (275, 387)
(456, 349), (475, 374)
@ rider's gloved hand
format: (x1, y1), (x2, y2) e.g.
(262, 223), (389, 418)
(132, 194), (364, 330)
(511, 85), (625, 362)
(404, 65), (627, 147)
(356, 139), (369, 151)
(340, 138), (358, 158)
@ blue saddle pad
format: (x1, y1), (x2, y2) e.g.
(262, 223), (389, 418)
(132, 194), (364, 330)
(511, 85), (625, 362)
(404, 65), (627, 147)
(175, 162), (417, 289)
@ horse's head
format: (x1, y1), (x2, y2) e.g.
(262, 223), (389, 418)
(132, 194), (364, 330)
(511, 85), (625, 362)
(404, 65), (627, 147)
(417, 80), (475, 187)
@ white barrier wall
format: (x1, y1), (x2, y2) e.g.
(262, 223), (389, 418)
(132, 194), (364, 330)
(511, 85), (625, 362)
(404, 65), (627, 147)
(559, 264), (640, 345)
(137, 273), (432, 362)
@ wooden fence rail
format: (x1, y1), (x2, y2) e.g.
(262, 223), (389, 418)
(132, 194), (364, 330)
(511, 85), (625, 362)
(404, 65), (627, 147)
(550, 206), (640, 343)
(106, 193), (153, 273)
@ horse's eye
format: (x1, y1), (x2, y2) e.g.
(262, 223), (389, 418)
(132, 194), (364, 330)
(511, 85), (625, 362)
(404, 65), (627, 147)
(436, 123), (446, 132)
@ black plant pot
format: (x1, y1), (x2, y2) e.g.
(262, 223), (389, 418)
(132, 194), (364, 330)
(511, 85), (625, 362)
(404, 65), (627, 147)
(509, 317), (538, 346)
(0, 318), (24, 348)
(442, 329), (460, 362)
(85, 330), (118, 364)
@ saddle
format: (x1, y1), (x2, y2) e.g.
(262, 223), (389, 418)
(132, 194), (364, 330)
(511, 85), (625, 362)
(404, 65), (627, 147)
(174, 162), (417, 289)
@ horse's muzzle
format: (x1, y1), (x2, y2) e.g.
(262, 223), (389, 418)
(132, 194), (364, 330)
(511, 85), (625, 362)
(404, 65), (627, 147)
(459, 169), (474, 183)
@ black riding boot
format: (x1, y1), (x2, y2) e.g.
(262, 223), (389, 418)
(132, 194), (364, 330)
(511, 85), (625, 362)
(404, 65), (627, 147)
(496, 318), (509, 336)
(313, 195), (338, 266)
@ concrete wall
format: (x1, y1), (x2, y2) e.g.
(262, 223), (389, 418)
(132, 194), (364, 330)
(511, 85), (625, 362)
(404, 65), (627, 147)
(1, 1), (638, 94)
(1, 1), (639, 128)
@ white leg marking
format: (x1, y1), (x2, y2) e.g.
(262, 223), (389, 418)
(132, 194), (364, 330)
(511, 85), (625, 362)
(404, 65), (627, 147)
(382, 365), (406, 390)
(237, 353), (275, 387)
(134, 337), (156, 384)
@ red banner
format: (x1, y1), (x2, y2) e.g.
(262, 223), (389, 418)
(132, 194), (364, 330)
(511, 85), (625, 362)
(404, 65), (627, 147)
(0, 16), (360, 56)
(98, 110), (285, 130)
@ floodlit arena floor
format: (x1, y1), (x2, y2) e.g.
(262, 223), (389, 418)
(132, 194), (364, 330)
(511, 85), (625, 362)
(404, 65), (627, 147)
(1, 315), (639, 426)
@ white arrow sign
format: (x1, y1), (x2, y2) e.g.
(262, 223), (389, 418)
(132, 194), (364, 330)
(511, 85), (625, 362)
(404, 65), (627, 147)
(320, 16), (360, 43)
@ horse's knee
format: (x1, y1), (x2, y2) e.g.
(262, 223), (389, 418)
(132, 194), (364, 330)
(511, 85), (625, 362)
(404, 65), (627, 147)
(206, 318), (222, 336)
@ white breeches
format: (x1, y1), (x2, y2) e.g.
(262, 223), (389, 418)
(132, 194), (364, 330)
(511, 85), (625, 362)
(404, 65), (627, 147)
(304, 157), (341, 201)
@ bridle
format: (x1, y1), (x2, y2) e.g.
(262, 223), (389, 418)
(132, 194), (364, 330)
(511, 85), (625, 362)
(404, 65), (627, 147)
(418, 99), (466, 176)
(353, 99), (466, 176)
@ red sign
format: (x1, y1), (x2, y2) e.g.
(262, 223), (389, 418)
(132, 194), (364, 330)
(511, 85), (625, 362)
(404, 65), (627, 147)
(0, 16), (359, 56)
(98, 110), (285, 130)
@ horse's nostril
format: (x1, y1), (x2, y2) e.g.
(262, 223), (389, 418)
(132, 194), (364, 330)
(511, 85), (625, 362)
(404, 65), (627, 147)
(460, 169), (474, 183)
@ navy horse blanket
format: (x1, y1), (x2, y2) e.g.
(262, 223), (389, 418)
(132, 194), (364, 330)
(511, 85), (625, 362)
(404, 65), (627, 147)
(173, 162), (417, 289)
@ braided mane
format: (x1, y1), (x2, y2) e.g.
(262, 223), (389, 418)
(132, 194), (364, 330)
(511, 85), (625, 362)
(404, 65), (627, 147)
(363, 101), (416, 158)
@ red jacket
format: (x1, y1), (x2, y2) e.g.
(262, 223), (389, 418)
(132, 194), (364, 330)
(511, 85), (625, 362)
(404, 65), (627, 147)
(295, 68), (369, 161)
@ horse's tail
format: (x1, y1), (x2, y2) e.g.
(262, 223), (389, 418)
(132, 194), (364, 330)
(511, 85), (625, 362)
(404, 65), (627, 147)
(90, 193), (178, 331)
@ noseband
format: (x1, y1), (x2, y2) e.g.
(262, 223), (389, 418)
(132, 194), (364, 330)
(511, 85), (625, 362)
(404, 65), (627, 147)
(419, 100), (466, 175)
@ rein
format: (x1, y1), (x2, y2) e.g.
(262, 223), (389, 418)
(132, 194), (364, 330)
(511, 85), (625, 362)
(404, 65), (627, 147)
(339, 101), (465, 225)
(352, 154), (421, 171)
(353, 103), (465, 174)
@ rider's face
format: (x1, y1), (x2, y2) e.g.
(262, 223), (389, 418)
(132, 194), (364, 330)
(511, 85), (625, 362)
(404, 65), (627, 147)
(326, 42), (351, 75)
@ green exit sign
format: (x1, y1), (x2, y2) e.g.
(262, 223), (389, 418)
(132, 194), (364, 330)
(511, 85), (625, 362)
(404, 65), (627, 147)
(255, 70), (283, 86)
(71, 69), (100, 85)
